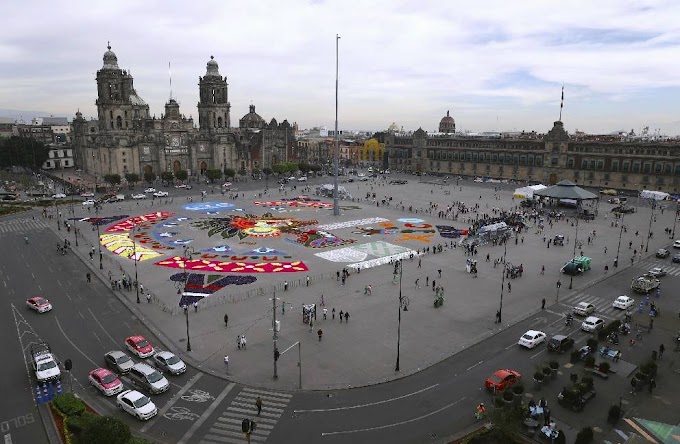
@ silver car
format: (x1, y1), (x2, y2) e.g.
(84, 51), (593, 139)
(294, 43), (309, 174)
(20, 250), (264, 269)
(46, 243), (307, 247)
(105, 351), (135, 374)
(152, 351), (186, 375)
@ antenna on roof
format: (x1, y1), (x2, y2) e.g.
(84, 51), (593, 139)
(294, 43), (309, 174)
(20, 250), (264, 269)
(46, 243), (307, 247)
(559, 84), (564, 122)
(169, 62), (173, 100)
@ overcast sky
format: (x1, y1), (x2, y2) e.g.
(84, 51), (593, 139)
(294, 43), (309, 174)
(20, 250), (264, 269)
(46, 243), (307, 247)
(2, 0), (680, 135)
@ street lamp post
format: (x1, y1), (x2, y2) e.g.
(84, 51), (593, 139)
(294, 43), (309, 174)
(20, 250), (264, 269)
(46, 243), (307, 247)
(569, 206), (580, 290)
(645, 201), (655, 252)
(181, 246), (196, 352)
(498, 237), (508, 323)
(70, 195), (78, 247)
(55, 200), (60, 230)
(96, 221), (103, 269)
(333, 34), (341, 217)
(615, 212), (625, 268)
(394, 259), (406, 372)
(555, 280), (562, 303)
(672, 201), (679, 240)
(132, 223), (140, 303)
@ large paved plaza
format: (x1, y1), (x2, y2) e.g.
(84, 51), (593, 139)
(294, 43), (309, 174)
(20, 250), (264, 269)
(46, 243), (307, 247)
(52, 174), (677, 391)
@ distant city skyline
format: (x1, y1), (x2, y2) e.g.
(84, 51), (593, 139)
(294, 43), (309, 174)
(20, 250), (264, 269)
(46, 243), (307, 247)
(2, 1), (680, 135)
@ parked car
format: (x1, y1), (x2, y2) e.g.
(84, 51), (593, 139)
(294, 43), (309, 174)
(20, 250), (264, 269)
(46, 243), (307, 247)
(26, 296), (52, 313)
(88, 368), (124, 396)
(612, 295), (634, 310)
(152, 351), (186, 375)
(518, 330), (546, 348)
(581, 316), (605, 332)
(673, 253), (680, 263)
(128, 362), (169, 394)
(80, 192), (95, 198)
(105, 350), (135, 374)
(125, 336), (154, 358)
(144, 188), (156, 193)
(297, 176), (307, 182)
(547, 335), (575, 353)
(656, 248), (670, 258)
(484, 369), (521, 392)
(82, 199), (96, 207)
(52, 193), (66, 199)
(116, 390), (158, 420)
(131, 193), (147, 199)
(153, 191), (169, 197)
(573, 302), (596, 316)
(674, 240), (680, 249)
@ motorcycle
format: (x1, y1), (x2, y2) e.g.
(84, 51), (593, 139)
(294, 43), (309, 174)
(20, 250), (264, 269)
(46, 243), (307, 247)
(607, 333), (619, 345)
(619, 323), (631, 335)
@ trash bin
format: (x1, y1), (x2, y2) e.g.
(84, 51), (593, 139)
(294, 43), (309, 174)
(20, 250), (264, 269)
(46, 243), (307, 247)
(651, 350), (658, 361)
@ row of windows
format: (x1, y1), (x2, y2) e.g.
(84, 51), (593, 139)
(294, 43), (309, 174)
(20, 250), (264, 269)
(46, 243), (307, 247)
(571, 158), (680, 175)
(421, 151), (544, 166)
(568, 145), (677, 156)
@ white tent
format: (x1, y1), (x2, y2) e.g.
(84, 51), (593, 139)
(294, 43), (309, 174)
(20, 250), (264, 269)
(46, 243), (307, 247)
(513, 184), (547, 199)
(639, 190), (669, 201)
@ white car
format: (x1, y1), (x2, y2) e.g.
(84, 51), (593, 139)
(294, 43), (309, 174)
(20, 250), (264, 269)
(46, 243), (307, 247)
(647, 267), (666, 278)
(152, 351), (186, 375)
(581, 316), (605, 332)
(297, 176), (307, 182)
(116, 390), (158, 421)
(674, 240), (680, 248)
(144, 188), (156, 193)
(518, 330), (547, 349)
(174, 184), (188, 189)
(52, 193), (66, 199)
(80, 192), (95, 198)
(573, 302), (596, 316)
(131, 193), (147, 200)
(153, 191), (169, 197)
(612, 295), (635, 310)
(82, 199), (96, 206)
(288, 176), (297, 181)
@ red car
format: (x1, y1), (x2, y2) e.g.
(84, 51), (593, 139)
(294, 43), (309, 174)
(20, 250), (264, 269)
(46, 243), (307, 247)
(88, 368), (124, 396)
(26, 297), (53, 313)
(125, 336), (154, 359)
(485, 369), (522, 392)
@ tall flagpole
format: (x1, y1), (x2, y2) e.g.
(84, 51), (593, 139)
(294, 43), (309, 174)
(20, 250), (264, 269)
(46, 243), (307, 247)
(559, 84), (564, 122)
(169, 62), (173, 100)
(333, 34), (340, 216)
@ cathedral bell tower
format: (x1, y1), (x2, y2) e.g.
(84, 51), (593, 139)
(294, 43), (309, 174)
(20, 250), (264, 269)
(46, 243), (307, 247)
(197, 56), (231, 133)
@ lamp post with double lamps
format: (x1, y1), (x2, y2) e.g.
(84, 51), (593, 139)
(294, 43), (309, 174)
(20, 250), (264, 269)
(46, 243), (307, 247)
(394, 259), (409, 372)
(615, 212), (626, 268)
(671, 200), (679, 240)
(70, 194), (78, 247)
(497, 236), (508, 323)
(181, 246), (196, 352)
(130, 222), (140, 303)
(568, 203), (581, 290)
(645, 200), (656, 253)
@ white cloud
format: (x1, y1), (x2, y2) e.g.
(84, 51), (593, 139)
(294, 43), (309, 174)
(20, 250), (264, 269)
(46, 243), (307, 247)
(1, 0), (680, 134)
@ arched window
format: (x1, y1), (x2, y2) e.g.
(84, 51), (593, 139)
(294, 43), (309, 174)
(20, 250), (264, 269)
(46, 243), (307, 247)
(218, 117), (223, 127)
(116, 116), (123, 129)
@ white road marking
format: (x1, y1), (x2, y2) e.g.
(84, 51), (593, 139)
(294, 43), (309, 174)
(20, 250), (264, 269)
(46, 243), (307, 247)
(294, 384), (438, 413)
(87, 307), (119, 346)
(466, 361), (483, 371)
(530, 348), (546, 359)
(54, 316), (99, 367)
(140, 372), (202, 433)
(321, 397), (465, 436)
(177, 382), (236, 444)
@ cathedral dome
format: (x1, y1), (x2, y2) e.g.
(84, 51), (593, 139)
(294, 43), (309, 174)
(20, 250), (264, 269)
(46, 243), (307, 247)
(239, 104), (265, 129)
(102, 44), (119, 70)
(439, 110), (456, 133)
(205, 55), (221, 77)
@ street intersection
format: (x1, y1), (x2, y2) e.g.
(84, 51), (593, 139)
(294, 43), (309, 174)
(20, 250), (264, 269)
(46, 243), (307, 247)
(1, 173), (678, 444)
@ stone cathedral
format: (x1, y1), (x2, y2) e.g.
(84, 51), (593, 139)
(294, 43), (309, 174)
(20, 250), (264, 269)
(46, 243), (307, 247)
(72, 45), (297, 181)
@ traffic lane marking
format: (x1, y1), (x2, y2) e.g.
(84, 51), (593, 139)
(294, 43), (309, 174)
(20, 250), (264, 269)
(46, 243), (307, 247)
(54, 316), (99, 367)
(140, 372), (202, 433)
(176, 382), (235, 444)
(293, 384), (438, 413)
(87, 307), (119, 347)
(321, 397), (465, 436)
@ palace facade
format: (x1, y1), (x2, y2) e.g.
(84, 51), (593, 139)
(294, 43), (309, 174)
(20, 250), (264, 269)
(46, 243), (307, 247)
(72, 46), (298, 181)
(387, 113), (680, 193)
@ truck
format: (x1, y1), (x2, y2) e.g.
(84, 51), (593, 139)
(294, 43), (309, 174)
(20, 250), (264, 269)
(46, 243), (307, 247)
(31, 342), (61, 383)
(631, 275), (660, 293)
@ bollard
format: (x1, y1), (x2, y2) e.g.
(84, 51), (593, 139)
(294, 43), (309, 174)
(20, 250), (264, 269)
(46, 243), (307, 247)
(645, 295), (650, 306)
(56, 379), (63, 395)
(36, 385), (43, 404)
(48, 382), (55, 400)
(638, 302), (644, 314)
(42, 383), (49, 401)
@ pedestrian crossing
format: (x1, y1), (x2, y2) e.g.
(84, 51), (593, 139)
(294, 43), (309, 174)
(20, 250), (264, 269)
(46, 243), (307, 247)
(199, 387), (292, 444)
(558, 291), (625, 319)
(636, 259), (680, 276)
(0, 217), (48, 233)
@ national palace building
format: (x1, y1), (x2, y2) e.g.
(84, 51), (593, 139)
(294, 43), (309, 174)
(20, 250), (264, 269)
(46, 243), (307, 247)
(71, 45), (299, 181)
(386, 111), (680, 194)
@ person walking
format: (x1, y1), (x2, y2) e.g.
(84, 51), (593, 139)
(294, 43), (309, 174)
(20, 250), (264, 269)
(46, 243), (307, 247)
(224, 355), (229, 372)
(432, 280), (436, 291)
(317, 329), (323, 341)
(418, 259), (421, 268)
(323, 307), (328, 320)
(438, 269), (442, 278)
(306, 275), (310, 287)
(309, 319), (314, 332)
(256, 396), (262, 415)
(344, 311), (350, 322)
(415, 278), (420, 289)
(332, 308), (336, 320)
(146, 293), (151, 303)
(339, 310), (344, 323)
(86, 272), (91, 283)
(658, 344), (665, 360)
(507, 282), (511, 293)
(541, 298), (546, 310)
(193, 301), (198, 312)
(224, 314), (229, 327)
(242, 335), (247, 350)
(630, 377), (637, 395)
(648, 378), (656, 394)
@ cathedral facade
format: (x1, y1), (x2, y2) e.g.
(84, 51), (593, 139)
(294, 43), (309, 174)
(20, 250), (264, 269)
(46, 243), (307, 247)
(72, 46), (298, 181)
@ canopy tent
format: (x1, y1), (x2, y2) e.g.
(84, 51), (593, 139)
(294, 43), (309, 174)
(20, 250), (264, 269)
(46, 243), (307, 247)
(639, 190), (670, 201)
(513, 184), (547, 199)
(533, 180), (598, 201)
(478, 221), (509, 234)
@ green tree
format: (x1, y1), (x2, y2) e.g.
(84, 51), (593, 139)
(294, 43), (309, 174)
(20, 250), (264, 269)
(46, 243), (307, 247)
(103, 174), (121, 186)
(143, 172), (156, 184)
(224, 168), (235, 179)
(0, 136), (50, 168)
(205, 169), (222, 182)
(271, 163), (286, 176)
(124, 173), (140, 186)
(262, 167), (273, 179)
(251, 168), (261, 178)
(160, 171), (174, 183)
(298, 163), (310, 174)
(174, 170), (188, 182)
(77, 415), (131, 444)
